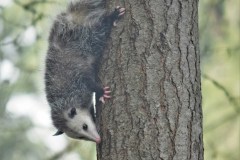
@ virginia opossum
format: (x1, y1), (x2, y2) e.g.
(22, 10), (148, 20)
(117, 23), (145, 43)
(44, 0), (125, 143)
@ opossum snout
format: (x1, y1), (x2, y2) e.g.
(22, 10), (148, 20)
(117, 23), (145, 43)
(95, 137), (101, 144)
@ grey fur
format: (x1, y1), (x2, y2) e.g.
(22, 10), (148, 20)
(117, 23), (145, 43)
(45, 0), (123, 142)
(68, 0), (106, 27)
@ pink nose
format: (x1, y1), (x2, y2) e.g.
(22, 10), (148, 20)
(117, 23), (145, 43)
(96, 137), (101, 144)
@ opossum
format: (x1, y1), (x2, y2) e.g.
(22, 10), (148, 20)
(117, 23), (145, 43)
(44, 0), (125, 143)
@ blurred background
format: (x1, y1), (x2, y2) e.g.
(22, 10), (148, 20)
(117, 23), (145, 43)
(0, 0), (239, 160)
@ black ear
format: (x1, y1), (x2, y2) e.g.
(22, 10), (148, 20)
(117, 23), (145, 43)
(53, 130), (64, 136)
(68, 107), (77, 118)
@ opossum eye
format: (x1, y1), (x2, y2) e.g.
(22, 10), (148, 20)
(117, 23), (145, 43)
(82, 123), (88, 131)
(68, 107), (77, 118)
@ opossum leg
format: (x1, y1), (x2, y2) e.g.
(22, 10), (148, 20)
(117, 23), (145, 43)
(99, 87), (111, 104)
(82, 77), (104, 98)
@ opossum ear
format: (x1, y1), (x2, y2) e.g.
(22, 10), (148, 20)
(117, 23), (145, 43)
(68, 107), (77, 118)
(53, 130), (64, 136)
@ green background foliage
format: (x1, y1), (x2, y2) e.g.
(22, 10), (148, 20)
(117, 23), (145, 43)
(0, 0), (239, 159)
(200, 0), (240, 159)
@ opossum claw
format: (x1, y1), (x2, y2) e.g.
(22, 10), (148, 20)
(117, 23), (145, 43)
(104, 90), (111, 94)
(104, 95), (111, 99)
(99, 97), (105, 104)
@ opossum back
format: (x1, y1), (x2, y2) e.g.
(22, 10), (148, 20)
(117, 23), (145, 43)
(45, 46), (95, 96)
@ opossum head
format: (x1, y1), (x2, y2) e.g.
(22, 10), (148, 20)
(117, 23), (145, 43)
(52, 107), (101, 144)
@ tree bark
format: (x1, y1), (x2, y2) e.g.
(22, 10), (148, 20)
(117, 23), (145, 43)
(97, 0), (203, 159)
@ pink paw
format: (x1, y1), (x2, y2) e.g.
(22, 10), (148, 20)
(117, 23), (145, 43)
(113, 6), (126, 26)
(99, 87), (111, 104)
(117, 6), (126, 17)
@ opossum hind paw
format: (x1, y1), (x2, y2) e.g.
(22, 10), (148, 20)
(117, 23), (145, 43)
(113, 6), (125, 26)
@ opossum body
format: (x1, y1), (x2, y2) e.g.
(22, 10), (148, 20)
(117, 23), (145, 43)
(45, 0), (125, 143)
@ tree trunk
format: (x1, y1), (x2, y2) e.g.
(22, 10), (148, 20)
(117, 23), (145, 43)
(97, 0), (203, 159)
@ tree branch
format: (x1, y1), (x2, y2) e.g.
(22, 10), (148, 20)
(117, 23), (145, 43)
(202, 74), (240, 113)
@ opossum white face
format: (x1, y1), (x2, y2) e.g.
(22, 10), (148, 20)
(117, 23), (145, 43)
(54, 107), (101, 144)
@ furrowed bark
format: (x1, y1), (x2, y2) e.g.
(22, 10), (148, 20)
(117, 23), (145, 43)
(97, 0), (203, 159)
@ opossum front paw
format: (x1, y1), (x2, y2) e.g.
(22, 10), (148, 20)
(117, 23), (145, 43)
(99, 86), (111, 104)
(116, 6), (126, 17)
(113, 6), (125, 26)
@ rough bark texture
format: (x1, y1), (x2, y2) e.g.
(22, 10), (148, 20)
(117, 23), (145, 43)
(97, 0), (203, 159)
